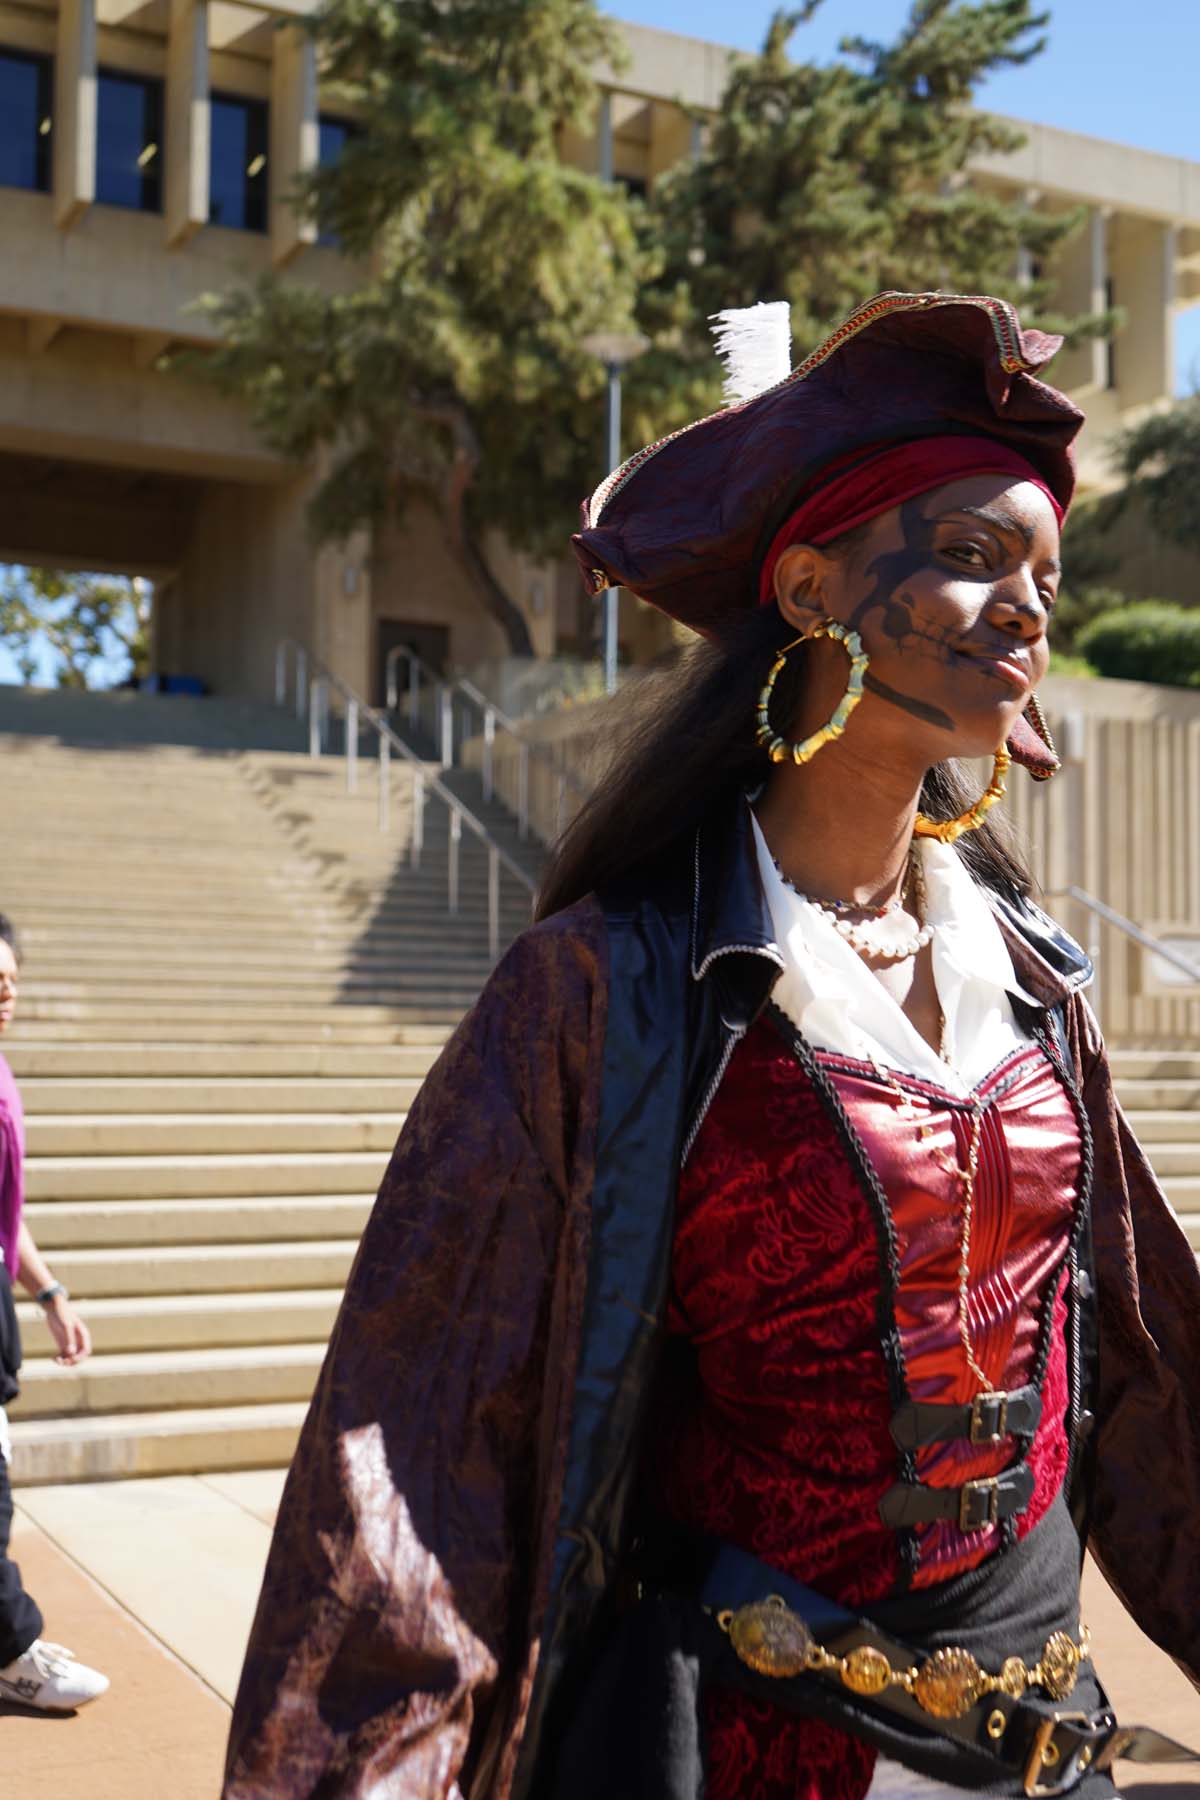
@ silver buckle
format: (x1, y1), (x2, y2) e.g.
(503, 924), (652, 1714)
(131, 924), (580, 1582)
(969, 1391), (1009, 1445)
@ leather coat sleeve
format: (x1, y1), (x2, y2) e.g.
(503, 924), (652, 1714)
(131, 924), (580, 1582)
(1067, 994), (1200, 1687)
(223, 902), (607, 1799)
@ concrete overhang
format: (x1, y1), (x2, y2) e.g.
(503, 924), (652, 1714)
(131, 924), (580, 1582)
(609, 19), (1200, 232)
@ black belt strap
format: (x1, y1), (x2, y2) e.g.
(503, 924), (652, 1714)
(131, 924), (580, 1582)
(695, 1538), (1200, 1797)
(879, 1462), (1036, 1531)
(891, 1386), (1043, 1450)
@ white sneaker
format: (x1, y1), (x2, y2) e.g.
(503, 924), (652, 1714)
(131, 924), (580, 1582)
(0, 1638), (110, 1709)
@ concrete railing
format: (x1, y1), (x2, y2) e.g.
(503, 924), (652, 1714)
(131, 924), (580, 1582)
(275, 639), (535, 959)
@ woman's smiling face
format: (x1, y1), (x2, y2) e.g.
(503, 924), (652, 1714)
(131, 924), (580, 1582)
(775, 472), (1061, 766)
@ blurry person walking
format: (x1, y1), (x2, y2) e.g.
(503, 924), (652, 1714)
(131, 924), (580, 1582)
(0, 913), (108, 1711)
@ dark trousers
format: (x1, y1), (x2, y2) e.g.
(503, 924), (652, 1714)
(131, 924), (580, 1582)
(0, 1440), (42, 1667)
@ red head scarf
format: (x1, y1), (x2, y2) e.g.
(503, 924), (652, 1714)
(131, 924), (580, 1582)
(757, 434), (1065, 604)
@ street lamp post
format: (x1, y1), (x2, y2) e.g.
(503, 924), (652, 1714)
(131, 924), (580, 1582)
(582, 329), (649, 694)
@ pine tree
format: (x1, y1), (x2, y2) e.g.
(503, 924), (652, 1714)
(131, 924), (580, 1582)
(186, 0), (646, 655)
(188, 0), (1110, 658)
(627, 0), (1109, 445)
(1106, 397), (1200, 556)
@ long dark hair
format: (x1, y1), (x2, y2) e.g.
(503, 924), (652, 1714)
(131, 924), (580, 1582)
(537, 584), (1032, 921)
(0, 914), (21, 965)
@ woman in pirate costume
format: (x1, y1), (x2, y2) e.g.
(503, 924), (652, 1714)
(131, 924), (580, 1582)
(223, 294), (1200, 1800)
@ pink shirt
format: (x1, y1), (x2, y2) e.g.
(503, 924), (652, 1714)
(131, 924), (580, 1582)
(0, 1051), (24, 1280)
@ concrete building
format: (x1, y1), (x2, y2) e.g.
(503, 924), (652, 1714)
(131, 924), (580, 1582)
(0, 8), (1198, 704)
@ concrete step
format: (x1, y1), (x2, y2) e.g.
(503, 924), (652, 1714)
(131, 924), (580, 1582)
(25, 1151), (387, 1201)
(15, 1288), (343, 1354)
(45, 1240), (359, 1298)
(19, 1076), (423, 1115)
(1119, 1112), (1200, 1142)
(10, 1343), (325, 1419)
(13, 1014), (465, 1041)
(1108, 1052), (1200, 1080)
(1114, 1081), (1200, 1112)
(1179, 1213), (1200, 1251)
(23, 1194), (375, 1247)
(1137, 1145), (1200, 1177)
(7, 1400), (308, 1484)
(1163, 1179), (1200, 1213)
(3, 1040), (448, 1077)
(28, 1113), (404, 1157)
(23, 972), (492, 1005)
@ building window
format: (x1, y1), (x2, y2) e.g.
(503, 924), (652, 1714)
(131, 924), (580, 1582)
(210, 93), (268, 232)
(97, 68), (163, 211)
(0, 50), (52, 193)
(317, 114), (358, 246)
(1105, 276), (1117, 391)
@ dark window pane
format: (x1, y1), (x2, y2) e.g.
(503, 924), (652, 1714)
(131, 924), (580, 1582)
(316, 114), (358, 247)
(97, 69), (163, 211)
(209, 93), (268, 232)
(0, 51), (52, 192)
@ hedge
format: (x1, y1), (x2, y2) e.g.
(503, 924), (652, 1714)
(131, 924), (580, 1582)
(1075, 601), (1200, 689)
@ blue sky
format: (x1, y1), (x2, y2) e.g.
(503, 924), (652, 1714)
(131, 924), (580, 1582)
(610, 0), (1200, 390)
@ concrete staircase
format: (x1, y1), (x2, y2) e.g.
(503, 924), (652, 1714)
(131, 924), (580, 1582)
(0, 686), (536, 1483)
(2, 687), (1198, 1484)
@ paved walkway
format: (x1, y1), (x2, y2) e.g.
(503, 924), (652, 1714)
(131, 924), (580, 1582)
(4, 1473), (1198, 1795)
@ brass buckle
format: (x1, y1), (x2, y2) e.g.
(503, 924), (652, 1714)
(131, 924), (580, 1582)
(969, 1391), (1009, 1445)
(959, 1475), (1000, 1531)
(1022, 1713), (1093, 1797)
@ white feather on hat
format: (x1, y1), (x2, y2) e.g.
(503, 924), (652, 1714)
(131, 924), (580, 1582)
(709, 301), (792, 407)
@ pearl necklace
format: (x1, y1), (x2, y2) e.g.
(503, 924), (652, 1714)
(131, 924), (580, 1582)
(774, 857), (933, 962)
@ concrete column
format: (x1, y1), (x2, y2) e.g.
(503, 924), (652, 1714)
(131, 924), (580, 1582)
(270, 24), (319, 267)
(597, 90), (613, 182)
(53, 0), (96, 230)
(166, 0), (209, 247)
(1164, 223), (1178, 396)
(1088, 207), (1110, 390)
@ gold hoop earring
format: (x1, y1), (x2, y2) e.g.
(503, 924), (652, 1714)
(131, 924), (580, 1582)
(756, 619), (869, 766)
(913, 747), (1012, 845)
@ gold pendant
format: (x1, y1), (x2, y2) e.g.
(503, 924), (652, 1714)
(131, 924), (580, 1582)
(842, 1645), (892, 1696)
(1037, 1631), (1082, 1701)
(912, 1647), (985, 1718)
(725, 1597), (813, 1679)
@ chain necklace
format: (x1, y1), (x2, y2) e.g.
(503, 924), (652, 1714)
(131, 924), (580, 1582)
(850, 860), (994, 1395)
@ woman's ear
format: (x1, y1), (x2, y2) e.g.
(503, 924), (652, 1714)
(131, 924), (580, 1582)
(773, 544), (836, 635)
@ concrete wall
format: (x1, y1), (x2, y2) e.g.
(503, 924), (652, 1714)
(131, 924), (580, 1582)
(163, 474), (326, 702)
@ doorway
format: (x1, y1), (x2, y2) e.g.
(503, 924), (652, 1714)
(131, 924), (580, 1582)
(374, 618), (451, 707)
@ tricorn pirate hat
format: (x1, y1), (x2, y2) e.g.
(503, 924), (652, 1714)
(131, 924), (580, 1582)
(571, 291), (1086, 778)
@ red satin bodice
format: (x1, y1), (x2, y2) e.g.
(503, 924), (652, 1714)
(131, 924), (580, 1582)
(657, 1013), (1081, 1800)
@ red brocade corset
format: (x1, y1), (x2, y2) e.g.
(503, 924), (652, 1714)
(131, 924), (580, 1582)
(655, 1012), (1082, 1800)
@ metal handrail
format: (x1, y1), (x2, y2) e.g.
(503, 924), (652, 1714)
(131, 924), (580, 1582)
(275, 639), (535, 959)
(1045, 884), (1200, 1021)
(383, 643), (588, 841)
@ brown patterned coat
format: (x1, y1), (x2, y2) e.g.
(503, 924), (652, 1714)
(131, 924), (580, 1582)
(223, 818), (1200, 1799)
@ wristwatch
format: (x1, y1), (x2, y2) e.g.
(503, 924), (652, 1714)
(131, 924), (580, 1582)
(36, 1281), (68, 1307)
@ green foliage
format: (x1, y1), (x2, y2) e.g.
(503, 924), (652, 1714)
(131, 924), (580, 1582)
(185, 0), (1111, 654)
(1105, 396), (1200, 556)
(628, 0), (1112, 442)
(183, 0), (647, 653)
(0, 568), (151, 689)
(1045, 649), (1095, 679)
(1076, 601), (1200, 689)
